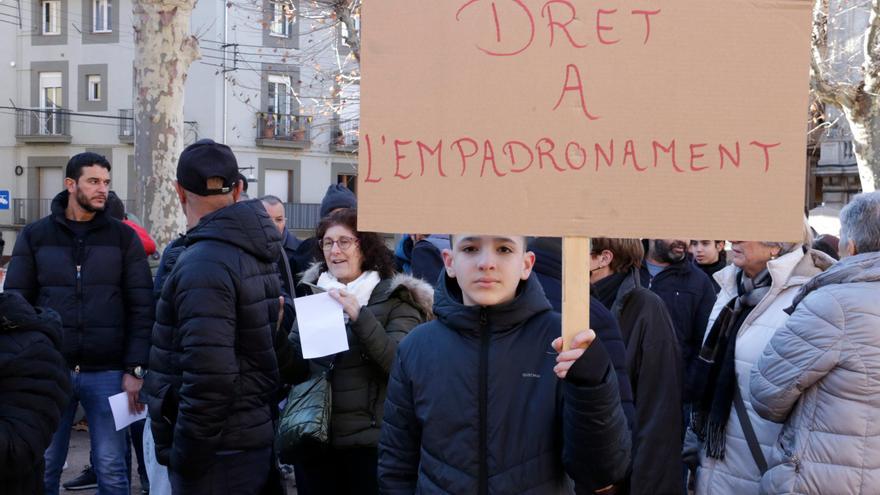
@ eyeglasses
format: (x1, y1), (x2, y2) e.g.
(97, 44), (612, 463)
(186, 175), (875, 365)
(320, 236), (358, 251)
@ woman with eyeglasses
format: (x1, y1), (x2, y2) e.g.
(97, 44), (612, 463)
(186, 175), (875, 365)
(276, 207), (434, 495)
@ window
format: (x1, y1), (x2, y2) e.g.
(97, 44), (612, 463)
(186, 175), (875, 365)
(267, 74), (291, 115)
(39, 72), (63, 134)
(93, 0), (112, 33)
(39, 72), (62, 110)
(86, 75), (101, 101)
(269, 1), (293, 38)
(42, 1), (60, 35)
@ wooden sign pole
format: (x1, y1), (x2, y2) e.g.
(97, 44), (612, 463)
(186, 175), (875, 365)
(562, 237), (590, 351)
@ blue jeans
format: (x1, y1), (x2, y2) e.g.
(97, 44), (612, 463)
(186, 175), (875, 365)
(44, 370), (130, 495)
(143, 417), (171, 495)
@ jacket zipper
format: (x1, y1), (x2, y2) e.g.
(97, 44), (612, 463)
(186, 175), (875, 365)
(75, 237), (85, 367)
(478, 309), (489, 495)
(781, 442), (801, 473)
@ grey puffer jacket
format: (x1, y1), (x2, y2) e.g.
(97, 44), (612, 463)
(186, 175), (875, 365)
(277, 263), (434, 449)
(750, 251), (880, 495)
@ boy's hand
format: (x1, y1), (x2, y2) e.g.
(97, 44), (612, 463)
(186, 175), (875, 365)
(551, 330), (596, 380)
(328, 289), (361, 322)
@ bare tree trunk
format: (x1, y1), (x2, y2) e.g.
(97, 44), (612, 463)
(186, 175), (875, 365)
(336, 0), (360, 62)
(133, 0), (200, 249)
(841, 107), (880, 189)
(812, 0), (880, 192)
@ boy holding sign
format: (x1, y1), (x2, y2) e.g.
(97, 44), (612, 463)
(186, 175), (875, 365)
(378, 235), (630, 493)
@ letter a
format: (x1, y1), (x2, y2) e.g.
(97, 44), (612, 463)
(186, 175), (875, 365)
(552, 64), (599, 120)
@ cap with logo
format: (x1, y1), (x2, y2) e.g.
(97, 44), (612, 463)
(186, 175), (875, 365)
(176, 138), (239, 196)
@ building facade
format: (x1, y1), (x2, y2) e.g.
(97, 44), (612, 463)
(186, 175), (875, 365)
(0, 0), (359, 254)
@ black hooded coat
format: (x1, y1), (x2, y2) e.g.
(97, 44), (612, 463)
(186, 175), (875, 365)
(143, 200), (284, 477)
(0, 293), (72, 495)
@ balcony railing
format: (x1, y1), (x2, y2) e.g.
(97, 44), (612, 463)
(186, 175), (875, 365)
(13, 198), (135, 226)
(256, 112), (311, 148)
(330, 119), (359, 153)
(119, 109), (134, 143)
(15, 108), (71, 143)
(282, 202), (322, 231)
(117, 110), (198, 146)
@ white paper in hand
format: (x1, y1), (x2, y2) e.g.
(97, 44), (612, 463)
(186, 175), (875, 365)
(294, 292), (349, 359)
(108, 391), (147, 431)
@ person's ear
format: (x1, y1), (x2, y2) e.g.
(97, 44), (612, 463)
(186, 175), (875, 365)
(174, 182), (187, 206)
(521, 250), (536, 280)
(232, 180), (243, 202)
(64, 177), (76, 194)
(601, 249), (614, 268)
(846, 240), (857, 257)
(442, 248), (456, 278)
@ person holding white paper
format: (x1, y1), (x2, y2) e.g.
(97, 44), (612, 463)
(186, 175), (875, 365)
(276, 207), (433, 495)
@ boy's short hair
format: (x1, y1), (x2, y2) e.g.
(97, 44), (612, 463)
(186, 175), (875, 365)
(590, 238), (644, 273)
(448, 234), (528, 249)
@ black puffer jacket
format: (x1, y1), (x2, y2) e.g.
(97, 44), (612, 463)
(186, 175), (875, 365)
(379, 274), (631, 494)
(640, 256), (715, 401)
(277, 263), (434, 449)
(143, 200), (283, 476)
(4, 191), (154, 370)
(529, 237), (637, 429)
(595, 270), (683, 495)
(0, 293), (72, 495)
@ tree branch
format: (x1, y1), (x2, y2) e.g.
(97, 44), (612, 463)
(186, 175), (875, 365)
(811, 0), (857, 108)
(336, 0), (361, 62)
(811, 0), (837, 101)
(862, 0), (880, 94)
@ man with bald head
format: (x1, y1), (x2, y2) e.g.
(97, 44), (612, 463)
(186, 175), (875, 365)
(143, 139), (284, 494)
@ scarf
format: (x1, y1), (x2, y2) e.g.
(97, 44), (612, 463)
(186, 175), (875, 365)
(690, 267), (772, 459)
(592, 271), (627, 310)
(317, 270), (381, 307)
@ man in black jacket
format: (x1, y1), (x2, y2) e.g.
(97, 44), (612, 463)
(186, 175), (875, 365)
(0, 293), (72, 495)
(4, 152), (154, 495)
(142, 139), (284, 494)
(640, 238), (715, 403)
(379, 234), (630, 494)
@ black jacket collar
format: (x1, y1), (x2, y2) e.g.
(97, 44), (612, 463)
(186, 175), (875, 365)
(50, 190), (109, 231)
(434, 273), (552, 335)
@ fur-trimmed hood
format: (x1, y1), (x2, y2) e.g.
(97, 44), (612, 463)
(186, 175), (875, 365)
(299, 262), (434, 319)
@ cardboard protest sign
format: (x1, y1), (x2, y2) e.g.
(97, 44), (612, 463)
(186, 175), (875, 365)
(359, 0), (813, 242)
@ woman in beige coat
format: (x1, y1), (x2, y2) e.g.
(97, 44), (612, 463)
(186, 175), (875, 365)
(690, 230), (832, 494)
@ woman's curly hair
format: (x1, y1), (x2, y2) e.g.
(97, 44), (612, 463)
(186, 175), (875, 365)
(314, 208), (396, 279)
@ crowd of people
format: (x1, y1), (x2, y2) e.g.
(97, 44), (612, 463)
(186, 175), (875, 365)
(0, 140), (879, 495)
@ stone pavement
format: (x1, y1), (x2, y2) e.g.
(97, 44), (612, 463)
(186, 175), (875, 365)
(63, 427), (297, 494)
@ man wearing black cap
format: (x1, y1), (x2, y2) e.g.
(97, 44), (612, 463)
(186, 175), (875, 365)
(142, 139), (284, 494)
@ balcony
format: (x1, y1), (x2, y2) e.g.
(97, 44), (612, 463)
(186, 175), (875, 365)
(118, 109), (199, 146)
(15, 108), (71, 143)
(12, 198), (135, 226)
(255, 112), (310, 149)
(119, 109), (134, 143)
(330, 119), (359, 153)
(282, 202), (322, 230)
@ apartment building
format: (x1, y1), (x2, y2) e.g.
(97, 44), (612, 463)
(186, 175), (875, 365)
(0, 0), (359, 255)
